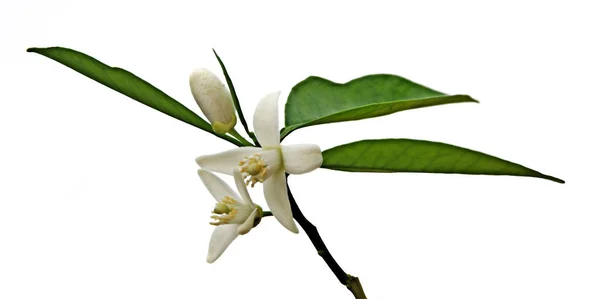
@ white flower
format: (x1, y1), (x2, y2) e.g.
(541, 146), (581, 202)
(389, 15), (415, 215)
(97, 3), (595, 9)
(189, 68), (237, 134)
(195, 91), (322, 233)
(198, 169), (262, 263)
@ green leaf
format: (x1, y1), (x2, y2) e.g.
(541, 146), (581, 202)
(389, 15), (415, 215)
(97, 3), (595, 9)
(282, 74), (478, 138)
(321, 139), (564, 183)
(27, 46), (242, 146)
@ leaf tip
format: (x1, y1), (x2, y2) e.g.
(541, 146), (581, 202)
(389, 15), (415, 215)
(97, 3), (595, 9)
(548, 176), (565, 184)
(26, 47), (39, 53)
(212, 48), (220, 58)
(462, 95), (480, 103)
(538, 172), (565, 184)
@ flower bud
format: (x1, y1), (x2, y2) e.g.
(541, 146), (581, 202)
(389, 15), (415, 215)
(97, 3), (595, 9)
(189, 68), (236, 134)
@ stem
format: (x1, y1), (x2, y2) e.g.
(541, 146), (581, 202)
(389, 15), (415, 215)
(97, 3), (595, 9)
(249, 132), (260, 147)
(262, 211), (273, 217)
(212, 49), (259, 146)
(228, 128), (253, 146)
(208, 129), (243, 146)
(286, 177), (367, 299)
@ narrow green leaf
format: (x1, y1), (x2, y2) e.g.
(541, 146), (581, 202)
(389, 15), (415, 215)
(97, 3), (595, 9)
(282, 74), (477, 138)
(322, 139), (564, 183)
(27, 46), (242, 146)
(212, 49), (256, 145)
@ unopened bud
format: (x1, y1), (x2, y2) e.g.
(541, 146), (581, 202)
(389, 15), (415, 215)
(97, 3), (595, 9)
(189, 69), (237, 134)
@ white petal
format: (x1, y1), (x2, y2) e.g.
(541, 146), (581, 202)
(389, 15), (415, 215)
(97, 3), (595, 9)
(233, 169), (253, 205)
(236, 208), (258, 235)
(206, 224), (239, 263)
(263, 169), (298, 233)
(196, 147), (262, 175)
(281, 144), (323, 174)
(197, 169), (240, 202)
(253, 91), (281, 149)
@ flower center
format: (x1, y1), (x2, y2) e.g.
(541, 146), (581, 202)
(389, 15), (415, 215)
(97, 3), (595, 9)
(210, 196), (240, 226)
(238, 154), (268, 187)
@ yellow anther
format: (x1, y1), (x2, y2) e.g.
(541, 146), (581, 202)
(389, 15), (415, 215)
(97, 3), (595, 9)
(210, 196), (239, 226)
(238, 154), (269, 187)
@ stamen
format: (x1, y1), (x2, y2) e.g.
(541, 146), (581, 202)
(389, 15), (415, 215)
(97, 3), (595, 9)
(238, 153), (268, 187)
(210, 196), (239, 225)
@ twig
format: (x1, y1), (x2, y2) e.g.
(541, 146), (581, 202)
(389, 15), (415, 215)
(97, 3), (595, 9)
(286, 178), (367, 299)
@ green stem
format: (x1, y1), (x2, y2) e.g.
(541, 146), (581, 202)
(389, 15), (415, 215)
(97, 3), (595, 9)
(213, 130), (243, 147)
(228, 128), (253, 146)
(212, 49), (259, 146)
(262, 211), (273, 217)
(286, 177), (367, 299)
(249, 132), (260, 147)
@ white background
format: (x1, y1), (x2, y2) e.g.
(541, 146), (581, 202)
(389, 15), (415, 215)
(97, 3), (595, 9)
(1, 0), (598, 298)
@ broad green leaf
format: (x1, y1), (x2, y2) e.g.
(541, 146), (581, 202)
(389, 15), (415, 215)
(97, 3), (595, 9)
(282, 74), (477, 138)
(27, 47), (241, 146)
(322, 139), (564, 183)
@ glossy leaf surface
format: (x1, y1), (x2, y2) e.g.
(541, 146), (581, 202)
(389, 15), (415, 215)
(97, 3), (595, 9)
(282, 74), (477, 138)
(28, 47), (241, 145)
(322, 139), (564, 183)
